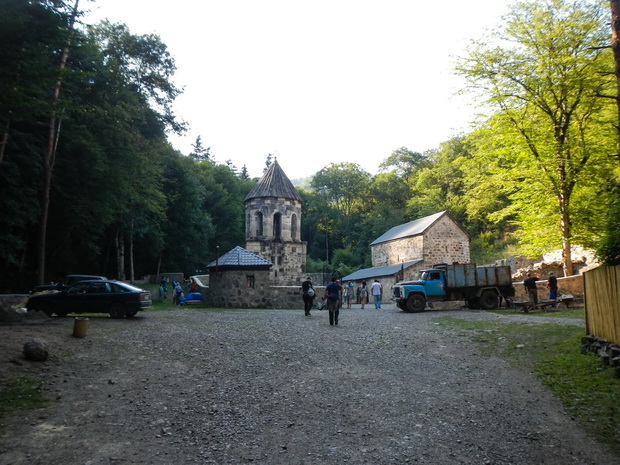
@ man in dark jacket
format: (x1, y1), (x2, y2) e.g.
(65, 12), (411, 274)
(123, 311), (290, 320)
(325, 277), (342, 326)
(547, 272), (558, 307)
(301, 277), (315, 316)
(523, 273), (539, 312)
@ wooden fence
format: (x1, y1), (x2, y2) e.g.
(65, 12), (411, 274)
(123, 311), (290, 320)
(584, 266), (620, 345)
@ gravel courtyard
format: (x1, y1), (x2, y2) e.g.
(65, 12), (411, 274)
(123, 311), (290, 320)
(1, 304), (619, 465)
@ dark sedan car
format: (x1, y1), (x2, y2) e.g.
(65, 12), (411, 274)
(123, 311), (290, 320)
(26, 280), (152, 318)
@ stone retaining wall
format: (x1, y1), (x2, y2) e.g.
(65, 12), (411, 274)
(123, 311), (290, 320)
(513, 274), (584, 302)
(581, 335), (620, 377)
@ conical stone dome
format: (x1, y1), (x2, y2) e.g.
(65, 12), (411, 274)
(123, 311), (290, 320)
(244, 160), (301, 202)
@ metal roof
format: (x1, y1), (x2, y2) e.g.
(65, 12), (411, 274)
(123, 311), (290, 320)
(370, 211), (451, 246)
(206, 246), (272, 269)
(244, 160), (302, 202)
(342, 259), (423, 282)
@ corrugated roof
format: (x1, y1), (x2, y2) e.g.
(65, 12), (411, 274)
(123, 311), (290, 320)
(244, 160), (302, 202)
(206, 246), (272, 269)
(342, 260), (423, 282)
(370, 211), (448, 246)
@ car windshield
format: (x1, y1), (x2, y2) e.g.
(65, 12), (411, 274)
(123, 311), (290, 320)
(417, 271), (428, 281)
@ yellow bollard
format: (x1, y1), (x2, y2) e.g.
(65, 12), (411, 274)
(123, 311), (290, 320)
(72, 317), (89, 338)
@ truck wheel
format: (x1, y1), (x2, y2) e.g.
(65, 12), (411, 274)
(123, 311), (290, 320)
(467, 298), (479, 309)
(479, 290), (499, 310)
(406, 294), (426, 313)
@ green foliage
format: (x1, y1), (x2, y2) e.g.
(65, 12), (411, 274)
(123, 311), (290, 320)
(597, 189), (620, 266)
(456, 0), (616, 270)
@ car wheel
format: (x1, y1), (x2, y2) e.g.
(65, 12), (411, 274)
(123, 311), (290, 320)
(479, 290), (499, 310)
(126, 310), (138, 318)
(34, 303), (54, 317)
(109, 303), (126, 319)
(405, 294), (426, 313)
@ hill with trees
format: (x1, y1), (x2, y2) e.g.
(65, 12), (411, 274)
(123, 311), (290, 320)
(0, 0), (618, 293)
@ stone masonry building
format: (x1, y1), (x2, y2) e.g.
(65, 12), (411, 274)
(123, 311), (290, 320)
(244, 160), (306, 285)
(343, 211), (470, 287)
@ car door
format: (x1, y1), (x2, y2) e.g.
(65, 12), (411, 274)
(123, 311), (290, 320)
(81, 281), (113, 313)
(63, 282), (93, 313)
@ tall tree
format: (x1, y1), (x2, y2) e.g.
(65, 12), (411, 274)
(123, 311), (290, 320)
(457, 0), (614, 275)
(36, 0), (80, 285)
(189, 135), (211, 162)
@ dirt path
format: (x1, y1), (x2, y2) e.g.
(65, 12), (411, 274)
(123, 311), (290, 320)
(0, 305), (618, 465)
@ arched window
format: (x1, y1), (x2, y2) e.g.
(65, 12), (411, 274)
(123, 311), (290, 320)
(291, 214), (298, 241)
(273, 212), (281, 238)
(256, 212), (263, 237)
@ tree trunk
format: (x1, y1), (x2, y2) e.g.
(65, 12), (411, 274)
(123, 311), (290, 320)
(116, 228), (125, 281)
(35, 0), (80, 286)
(0, 112), (10, 169)
(129, 219), (135, 284)
(559, 192), (574, 276)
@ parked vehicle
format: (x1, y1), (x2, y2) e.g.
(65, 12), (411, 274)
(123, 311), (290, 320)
(393, 263), (515, 312)
(32, 274), (107, 294)
(26, 280), (151, 318)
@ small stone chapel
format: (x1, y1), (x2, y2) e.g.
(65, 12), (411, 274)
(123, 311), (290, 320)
(243, 160), (307, 285)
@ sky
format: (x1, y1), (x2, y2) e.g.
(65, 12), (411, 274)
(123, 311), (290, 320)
(83, 0), (513, 180)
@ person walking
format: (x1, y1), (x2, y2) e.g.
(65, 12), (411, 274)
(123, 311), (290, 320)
(324, 277), (342, 326)
(360, 281), (368, 309)
(371, 279), (383, 309)
(523, 273), (540, 312)
(301, 276), (315, 316)
(345, 282), (354, 308)
(547, 271), (558, 307)
(173, 281), (183, 306)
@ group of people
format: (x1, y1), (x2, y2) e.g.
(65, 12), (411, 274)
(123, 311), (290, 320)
(301, 276), (384, 325)
(523, 271), (558, 310)
(159, 278), (188, 306)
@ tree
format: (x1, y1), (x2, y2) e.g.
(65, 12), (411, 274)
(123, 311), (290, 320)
(189, 135), (211, 162)
(36, 0), (80, 286)
(264, 153), (273, 172)
(457, 0), (615, 275)
(378, 147), (430, 184)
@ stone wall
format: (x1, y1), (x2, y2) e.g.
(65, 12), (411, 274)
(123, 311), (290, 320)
(581, 335), (620, 377)
(204, 269), (324, 308)
(371, 235), (424, 267)
(245, 239), (307, 285)
(512, 275), (584, 301)
(422, 214), (470, 265)
(245, 197), (302, 242)
(370, 214), (469, 268)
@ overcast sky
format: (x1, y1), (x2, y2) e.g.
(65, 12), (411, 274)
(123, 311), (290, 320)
(84, 0), (512, 180)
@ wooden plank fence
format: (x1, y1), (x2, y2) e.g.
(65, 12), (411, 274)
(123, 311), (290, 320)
(584, 266), (620, 345)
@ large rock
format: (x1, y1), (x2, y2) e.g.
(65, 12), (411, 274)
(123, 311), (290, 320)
(23, 338), (49, 361)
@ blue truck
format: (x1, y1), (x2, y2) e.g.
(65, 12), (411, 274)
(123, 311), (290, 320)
(392, 263), (515, 312)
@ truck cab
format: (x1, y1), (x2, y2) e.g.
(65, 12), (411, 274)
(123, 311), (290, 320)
(393, 268), (447, 312)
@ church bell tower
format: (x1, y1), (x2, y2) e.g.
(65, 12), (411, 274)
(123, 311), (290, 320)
(244, 160), (306, 285)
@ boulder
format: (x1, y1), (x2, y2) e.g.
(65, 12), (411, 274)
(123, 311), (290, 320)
(23, 338), (49, 361)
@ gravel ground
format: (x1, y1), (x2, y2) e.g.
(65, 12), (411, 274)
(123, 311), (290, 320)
(0, 303), (619, 465)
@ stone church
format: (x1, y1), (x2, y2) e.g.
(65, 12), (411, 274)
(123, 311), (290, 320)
(343, 211), (470, 285)
(244, 160), (307, 285)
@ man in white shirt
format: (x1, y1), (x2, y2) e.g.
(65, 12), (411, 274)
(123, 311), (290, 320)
(370, 280), (383, 309)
